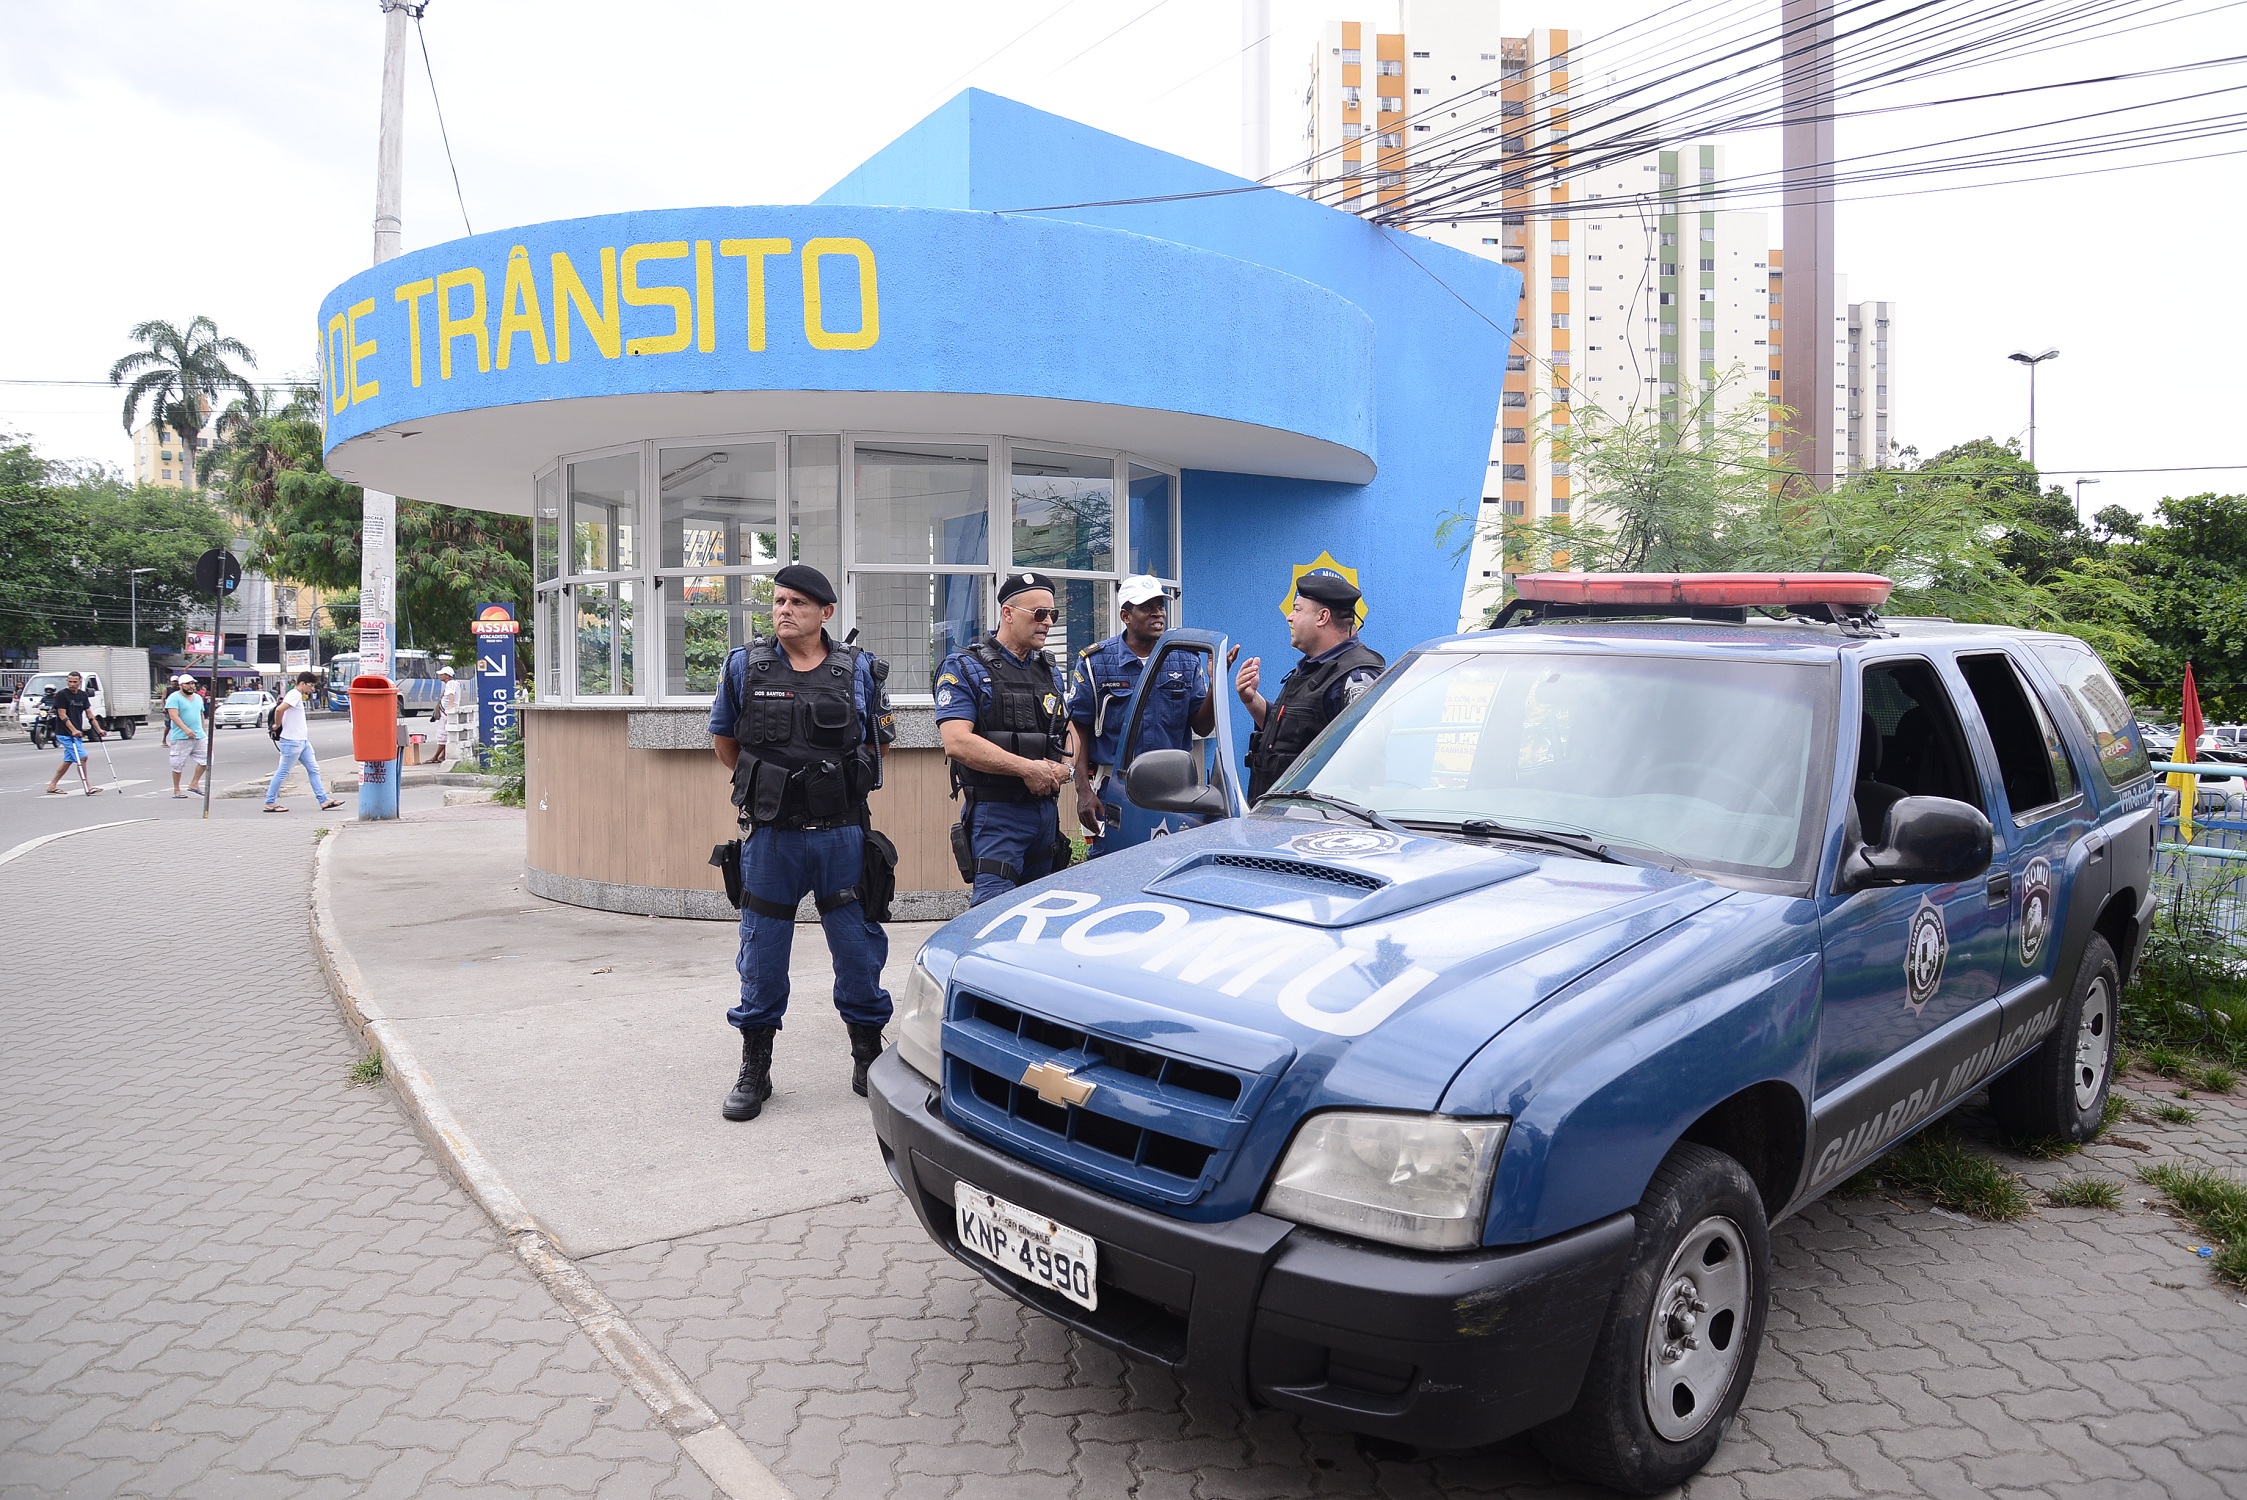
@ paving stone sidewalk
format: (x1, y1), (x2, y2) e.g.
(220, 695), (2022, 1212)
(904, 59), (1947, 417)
(584, 1080), (2247, 1500)
(0, 818), (717, 1499)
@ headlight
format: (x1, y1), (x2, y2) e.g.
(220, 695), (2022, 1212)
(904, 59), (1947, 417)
(1262, 1111), (1509, 1252)
(895, 955), (947, 1084)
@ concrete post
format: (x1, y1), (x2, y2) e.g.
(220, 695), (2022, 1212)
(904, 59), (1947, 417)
(1780, 0), (1835, 492)
(360, 0), (410, 819)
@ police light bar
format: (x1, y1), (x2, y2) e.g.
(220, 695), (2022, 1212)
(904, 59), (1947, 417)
(1512, 572), (1893, 609)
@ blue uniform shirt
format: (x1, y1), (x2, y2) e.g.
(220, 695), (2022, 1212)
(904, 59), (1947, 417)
(1067, 633), (1211, 772)
(710, 634), (889, 747)
(933, 640), (1067, 730)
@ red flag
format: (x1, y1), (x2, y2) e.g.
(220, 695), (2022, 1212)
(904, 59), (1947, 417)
(2182, 662), (2205, 759)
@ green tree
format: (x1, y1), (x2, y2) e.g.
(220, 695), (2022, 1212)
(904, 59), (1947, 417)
(108, 317), (259, 487)
(0, 437), (93, 651)
(2101, 493), (2247, 719)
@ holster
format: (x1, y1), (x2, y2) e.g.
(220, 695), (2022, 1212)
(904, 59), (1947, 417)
(709, 840), (744, 909)
(860, 822), (900, 924)
(950, 796), (976, 883)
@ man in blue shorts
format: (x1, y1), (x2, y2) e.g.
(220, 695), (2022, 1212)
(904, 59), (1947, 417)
(42, 671), (104, 796)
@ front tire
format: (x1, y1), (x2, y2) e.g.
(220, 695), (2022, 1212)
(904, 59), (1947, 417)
(1988, 934), (2118, 1142)
(116, 719), (137, 740)
(1534, 1143), (1770, 1495)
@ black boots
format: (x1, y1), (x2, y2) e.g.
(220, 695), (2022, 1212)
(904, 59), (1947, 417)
(847, 1023), (888, 1097)
(723, 1026), (776, 1121)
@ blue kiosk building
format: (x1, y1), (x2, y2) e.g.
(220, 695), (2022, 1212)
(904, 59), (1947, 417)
(317, 90), (1518, 918)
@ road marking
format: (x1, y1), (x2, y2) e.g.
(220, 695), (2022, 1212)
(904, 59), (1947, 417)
(307, 828), (796, 1500)
(0, 820), (154, 868)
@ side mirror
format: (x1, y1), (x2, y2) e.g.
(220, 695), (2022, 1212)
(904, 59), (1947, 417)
(1126, 748), (1228, 817)
(1839, 795), (1992, 892)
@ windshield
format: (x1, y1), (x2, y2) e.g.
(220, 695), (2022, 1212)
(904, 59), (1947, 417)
(226, 691), (266, 704)
(1278, 649), (1836, 883)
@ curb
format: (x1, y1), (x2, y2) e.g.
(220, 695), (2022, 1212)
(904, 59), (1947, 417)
(309, 825), (794, 1500)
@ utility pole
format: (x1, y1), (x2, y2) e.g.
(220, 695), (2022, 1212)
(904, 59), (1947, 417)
(128, 567), (154, 647)
(1240, 0), (1270, 182)
(1779, 0), (1836, 492)
(2009, 347), (2059, 469)
(359, 0), (409, 690)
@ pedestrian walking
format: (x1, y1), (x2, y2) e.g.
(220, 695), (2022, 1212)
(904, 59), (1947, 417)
(41, 671), (105, 796)
(263, 671), (343, 812)
(1235, 568), (1386, 803)
(937, 570), (1075, 905)
(1067, 574), (1214, 855)
(708, 565), (898, 1121)
(164, 673), (209, 798)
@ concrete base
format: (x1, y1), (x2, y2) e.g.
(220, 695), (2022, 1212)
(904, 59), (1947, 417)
(526, 863), (969, 923)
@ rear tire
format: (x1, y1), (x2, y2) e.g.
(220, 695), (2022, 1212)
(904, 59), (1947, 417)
(116, 719), (137, 740)
(1533, 1143), (1770, 1494)
(1988, 934), (2118, 1142)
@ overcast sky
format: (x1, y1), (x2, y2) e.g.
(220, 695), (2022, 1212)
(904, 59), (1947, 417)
(4, 0), (2240, 516)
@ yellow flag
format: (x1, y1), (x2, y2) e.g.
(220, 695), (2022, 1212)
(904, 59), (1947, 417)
(2169, 770), (2198, 844)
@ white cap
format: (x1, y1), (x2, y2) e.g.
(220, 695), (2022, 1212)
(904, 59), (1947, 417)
(437, 665), (455, 676)
(1117, 574), (1169, 607)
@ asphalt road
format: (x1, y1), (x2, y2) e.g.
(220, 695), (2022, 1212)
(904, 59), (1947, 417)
(0, 714), (451, 844)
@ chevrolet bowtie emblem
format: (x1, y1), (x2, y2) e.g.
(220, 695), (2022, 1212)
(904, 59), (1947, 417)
(1020, 1060), (1095, 1108)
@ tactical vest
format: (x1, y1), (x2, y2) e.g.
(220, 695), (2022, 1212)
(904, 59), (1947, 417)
(953, 636), (1068, 803)
(730, 638), (871, 828)
(1245, 640), (1386, 802)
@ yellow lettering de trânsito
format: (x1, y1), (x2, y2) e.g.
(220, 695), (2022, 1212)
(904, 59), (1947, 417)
(497, 246), (551, 370)
(552, 248), (620, 362)
(801, 238), (879, 351)
(346, 298), (380, 406)
(324, 312), (349, 415)
(394, 279), (435, 386)
(718, 238), (790, 352)
(621, 242), (692, 356)
(437, 267), (491, 379)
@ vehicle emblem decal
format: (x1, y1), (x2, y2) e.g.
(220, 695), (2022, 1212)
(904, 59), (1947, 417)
(1904, 896), (1948, 1013)
(1286, 828), (1404, 859)
(1020, 1060), (1095, 1108)
(2017, 856), (2053, 967)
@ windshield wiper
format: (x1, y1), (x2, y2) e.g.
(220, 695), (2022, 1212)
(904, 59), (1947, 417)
(1262, 790), (1411, 835)
(1403, 815), (1631, 865)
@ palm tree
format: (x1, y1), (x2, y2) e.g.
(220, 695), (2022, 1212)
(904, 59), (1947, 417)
(108, 317), (258, 491)
(200, 382), (322, 519)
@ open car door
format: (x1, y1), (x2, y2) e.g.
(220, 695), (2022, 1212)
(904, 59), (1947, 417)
(1103, 627), (1247, 848)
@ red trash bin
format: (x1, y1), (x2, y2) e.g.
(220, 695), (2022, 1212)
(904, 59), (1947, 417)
(348, 675), (400, 762)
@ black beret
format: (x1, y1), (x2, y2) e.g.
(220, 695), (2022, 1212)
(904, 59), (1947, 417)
(1295, 569), (1362, 610)
(772, 564), (836, 606)
(998, 570), (1057, 603)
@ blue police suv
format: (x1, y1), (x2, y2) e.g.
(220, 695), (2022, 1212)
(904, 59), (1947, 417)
(866, 573), (2158, 1493)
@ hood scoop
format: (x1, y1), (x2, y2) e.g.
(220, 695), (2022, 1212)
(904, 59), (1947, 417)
(1145, 842), (1533, 927)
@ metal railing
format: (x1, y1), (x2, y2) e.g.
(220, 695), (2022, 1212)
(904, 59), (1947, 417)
(2151, 760), (2247, 945)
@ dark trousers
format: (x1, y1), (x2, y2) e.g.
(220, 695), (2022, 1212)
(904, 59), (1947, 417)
(729, 825), (892, 1031)
(967, 796), (1062, 906)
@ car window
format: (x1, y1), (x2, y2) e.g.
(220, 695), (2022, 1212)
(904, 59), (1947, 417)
(1288, 650), (1835, 882)
(1958, 653), (2077, 818)
(1857, 659), (1984, 811)
(2028, 639), (2153, 788)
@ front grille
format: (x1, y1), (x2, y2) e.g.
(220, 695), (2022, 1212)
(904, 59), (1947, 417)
(943, 991), (1264, 1205)
(1207, 854), (1384, 891)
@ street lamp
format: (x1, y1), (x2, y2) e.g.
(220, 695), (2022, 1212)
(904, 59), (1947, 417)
(2008, 348), (2060, 468)
(2075, 476), (2101, 521)
(128, 567), (156, 647)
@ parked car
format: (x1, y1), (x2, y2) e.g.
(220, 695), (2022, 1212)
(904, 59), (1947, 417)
(214, 689), (277, 730)
(866, 573), (2159, 1494)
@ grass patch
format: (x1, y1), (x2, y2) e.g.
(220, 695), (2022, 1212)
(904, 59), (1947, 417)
(2123, 886), (2247, 1068)
(2153, 1101), (2200, 1125)
(2102, 1092), (2132, 1132)
(2140, 1043), (2191, 1078)
(2007, 1135), (2082, 1161)
(2140, 1162), (2247, 1289)
(312, 825), (331, 843)
(2191, 1062), (2238, 1094)
(2045, 1176), (2123, 1210)
(1834, 1126), (2030, 1221)
(348, 1051), (384, 1087)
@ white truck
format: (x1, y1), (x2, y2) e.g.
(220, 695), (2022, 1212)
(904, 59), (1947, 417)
(32, 646), (154, 739)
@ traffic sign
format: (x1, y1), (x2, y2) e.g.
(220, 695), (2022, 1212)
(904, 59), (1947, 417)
(194, 548), (242, 595)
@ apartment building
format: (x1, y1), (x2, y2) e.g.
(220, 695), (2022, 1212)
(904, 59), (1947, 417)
(1302, 6), (1777, 625)
(130, 407), (209, 490)
(1846, 300), (1899, 472)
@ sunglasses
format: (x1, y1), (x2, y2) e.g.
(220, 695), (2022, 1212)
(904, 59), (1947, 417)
(1007, 605), (1058, 623)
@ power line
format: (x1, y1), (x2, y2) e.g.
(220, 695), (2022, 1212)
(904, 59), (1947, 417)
(413, 7), (473, 237)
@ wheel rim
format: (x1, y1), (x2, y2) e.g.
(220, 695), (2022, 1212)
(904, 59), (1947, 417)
(2073, 974), (2114, 1113)
(1641, 1215), (1752, 1443)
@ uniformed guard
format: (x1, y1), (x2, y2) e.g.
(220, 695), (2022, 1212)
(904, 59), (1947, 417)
(1235, 569), (1386, 803)
(937, 570), (1075, 905)
(1067, 574), (1214, 855)
(709, 564), (897, 1122)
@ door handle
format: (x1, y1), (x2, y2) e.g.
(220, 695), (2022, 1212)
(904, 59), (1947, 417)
(1986, 871), (2012, 906)
(2084, 834), (2107, 862)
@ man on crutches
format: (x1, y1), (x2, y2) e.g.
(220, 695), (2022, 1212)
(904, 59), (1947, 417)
(41, 671), (105, 796)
